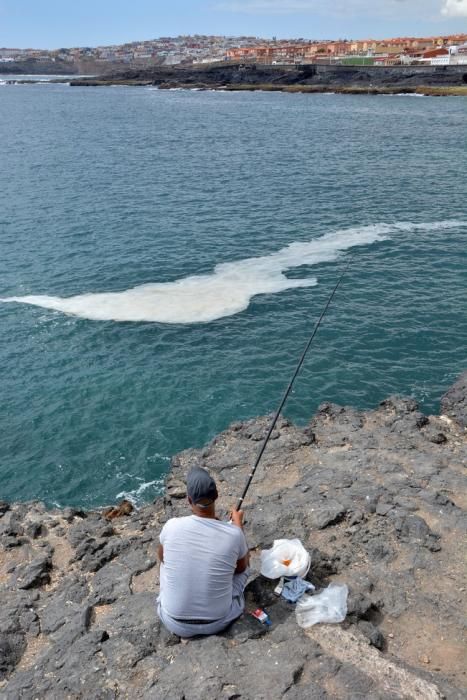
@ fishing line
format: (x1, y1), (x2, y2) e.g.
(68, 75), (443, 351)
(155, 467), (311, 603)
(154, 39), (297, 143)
(235, 253), (354, 512)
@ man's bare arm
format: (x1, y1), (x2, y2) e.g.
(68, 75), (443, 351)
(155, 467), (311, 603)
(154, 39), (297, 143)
(231, 508), (249, 573)
(235, 551), (250, 574)
(231, 509), (244, 529)
(157, 544), (164, 563)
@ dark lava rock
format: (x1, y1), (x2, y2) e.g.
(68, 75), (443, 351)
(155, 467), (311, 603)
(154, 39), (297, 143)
(379, 396), (419, 414)
(380, 587), (410, 618)
(310, 404), (364, 447)
(12, 554), (52, 589)
(24, 521), (47, 539)
(0, 591), (40, 639)
(69, 517), (130, 572)
(41, 576), (89, 634)
(244, 574), (279, 608)
(347, 590), (375, 621)
(440, 371), (467, 427)
(68, 514), (114, 547)
(0, 590), (41, 679)
(375, 502), (393, 516)
(0, 513), (24, 539)
(83, 537), (130, 572)
(429, 432), (448, 444)
(283, 682), (330, 699)
(366, 538), (393, 560)
(89, 562), (131, 604)
(222, 611), (269, 643)
(1, 372), (466, 698)
(358, 620), (385, 650)
(395, 514), (440, 551)
(348, 510), (365, 526)
(307, 547), (339, 583)
(2, 536), (29, 550)
(166, 478), (187, 499)
(309, 500), (346, 529)
(50, 605), (93, 647)
(96, 592), (162, 665)
(0, 633), (27, 680)
(117, 546), (157, 576)
(62, 506), (87, 522)
(5, 629), (110, 698)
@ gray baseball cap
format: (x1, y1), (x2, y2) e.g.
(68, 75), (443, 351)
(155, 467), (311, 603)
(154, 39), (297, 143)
(186, 467), (218, 507)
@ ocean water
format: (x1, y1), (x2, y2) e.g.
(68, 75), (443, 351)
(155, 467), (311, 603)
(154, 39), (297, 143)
(1, 83), (466, 507)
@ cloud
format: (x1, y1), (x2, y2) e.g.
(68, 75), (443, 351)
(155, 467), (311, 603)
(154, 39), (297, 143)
(442, 0), (467, 15)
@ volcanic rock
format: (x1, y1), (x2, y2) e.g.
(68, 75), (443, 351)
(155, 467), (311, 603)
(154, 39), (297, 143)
(0, 373), (466, 698)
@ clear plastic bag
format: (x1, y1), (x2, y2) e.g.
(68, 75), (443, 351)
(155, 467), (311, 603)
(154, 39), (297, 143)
(260, 538), (311, 579)
(295, 583), (348, 627)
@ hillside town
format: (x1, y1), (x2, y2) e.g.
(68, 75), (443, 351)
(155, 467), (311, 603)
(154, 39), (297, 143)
(1, 33), (467, 69)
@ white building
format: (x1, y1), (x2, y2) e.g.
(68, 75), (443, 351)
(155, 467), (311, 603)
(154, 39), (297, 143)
(431, 45), (467, 65)
(0, 48), (23, 58)
(164, 54), (185, 65)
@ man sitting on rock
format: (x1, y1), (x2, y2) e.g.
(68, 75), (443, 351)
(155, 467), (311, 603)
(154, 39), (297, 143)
(157, 466), (250, 638)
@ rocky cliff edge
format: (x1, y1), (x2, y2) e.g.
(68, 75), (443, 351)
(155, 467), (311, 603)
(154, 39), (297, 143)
(1, 373), (466, 699)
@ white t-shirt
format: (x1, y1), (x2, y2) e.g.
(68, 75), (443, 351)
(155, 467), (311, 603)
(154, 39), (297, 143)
(159, 515), (248, 621)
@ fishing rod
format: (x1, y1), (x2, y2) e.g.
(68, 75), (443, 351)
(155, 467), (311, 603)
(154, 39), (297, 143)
(235, 253), (354, 512)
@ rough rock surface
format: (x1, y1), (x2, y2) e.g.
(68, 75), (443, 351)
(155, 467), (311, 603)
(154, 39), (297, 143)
(441, 371), (467, 428)
(70, 62), (467, 90)
(1, 375), (466, 699)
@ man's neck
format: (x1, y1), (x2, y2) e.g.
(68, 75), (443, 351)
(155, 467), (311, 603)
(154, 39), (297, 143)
(191, 506), (216, 519)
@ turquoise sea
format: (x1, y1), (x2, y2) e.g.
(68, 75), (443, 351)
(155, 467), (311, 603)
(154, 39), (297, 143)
(1, 82), (466, 507)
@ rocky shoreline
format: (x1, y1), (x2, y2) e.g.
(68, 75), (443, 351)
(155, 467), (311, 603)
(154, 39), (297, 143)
(68, 63), (467, 96)
(1, 372), (466, 698)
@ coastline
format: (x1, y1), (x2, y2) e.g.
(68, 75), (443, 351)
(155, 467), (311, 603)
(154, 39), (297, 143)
(1, 371), (465, 697)
(69, 81), (467, 97)
(5, 63), (467, 96)
(8, 77), (466, 95)
(66, 62), (467, 97)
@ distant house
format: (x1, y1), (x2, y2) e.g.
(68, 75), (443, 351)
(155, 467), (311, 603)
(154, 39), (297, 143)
(430, 44), (467, 65)
(422, 47), (449, 59)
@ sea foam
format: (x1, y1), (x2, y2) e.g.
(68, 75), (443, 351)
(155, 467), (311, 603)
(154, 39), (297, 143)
(2, 221), (464, 324)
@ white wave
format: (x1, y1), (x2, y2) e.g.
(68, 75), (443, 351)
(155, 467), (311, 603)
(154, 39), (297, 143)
(116, 478), (163, 506)
(390, 220), (466, 231)
(2, 221), (464, 324)
(381, 93), (427, 98)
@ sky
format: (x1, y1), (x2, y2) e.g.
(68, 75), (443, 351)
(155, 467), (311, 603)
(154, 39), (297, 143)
(1, 0), (466, 49)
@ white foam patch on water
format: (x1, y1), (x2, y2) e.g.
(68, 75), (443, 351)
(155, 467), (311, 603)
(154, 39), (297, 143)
(2, 221), (465, 324)
(116, 477), (164, 506)
(381, 93), (427, 98)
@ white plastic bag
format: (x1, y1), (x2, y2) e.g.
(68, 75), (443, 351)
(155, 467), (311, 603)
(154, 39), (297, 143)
(260, 538), (311, 579)
(295, 583), (348, 628)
